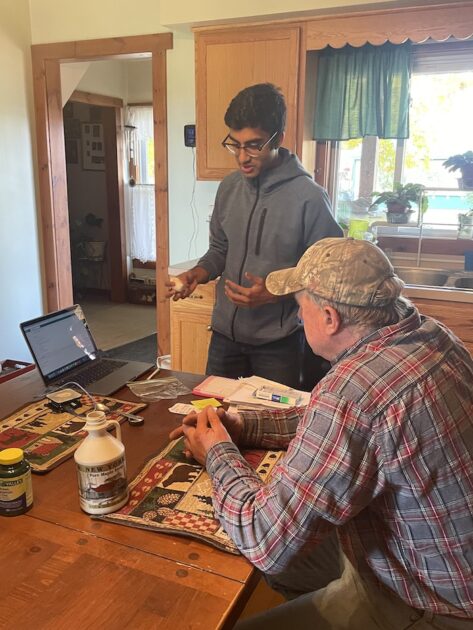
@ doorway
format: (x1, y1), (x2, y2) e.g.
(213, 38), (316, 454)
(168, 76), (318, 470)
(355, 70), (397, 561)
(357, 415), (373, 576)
(31, 33), (173, 355)
(64, 93), (125, 303)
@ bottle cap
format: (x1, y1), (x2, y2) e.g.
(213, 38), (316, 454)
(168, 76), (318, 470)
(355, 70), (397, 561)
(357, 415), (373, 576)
(0, 448), (24, 465)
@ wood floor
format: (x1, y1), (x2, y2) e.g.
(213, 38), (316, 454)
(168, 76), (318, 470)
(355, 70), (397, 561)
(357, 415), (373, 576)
(80, 296), (156, 350)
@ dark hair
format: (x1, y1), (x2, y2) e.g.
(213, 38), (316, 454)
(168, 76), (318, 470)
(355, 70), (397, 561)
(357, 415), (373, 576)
(224, 83), (286, 143)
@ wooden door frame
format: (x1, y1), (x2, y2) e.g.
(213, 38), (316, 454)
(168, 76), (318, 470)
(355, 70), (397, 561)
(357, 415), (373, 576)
(31, 33), (173, 355)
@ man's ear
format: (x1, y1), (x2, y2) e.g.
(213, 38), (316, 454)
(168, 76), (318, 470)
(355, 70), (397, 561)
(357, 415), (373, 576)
(322, 305), (342, 336)
(274, 131), (285, 148)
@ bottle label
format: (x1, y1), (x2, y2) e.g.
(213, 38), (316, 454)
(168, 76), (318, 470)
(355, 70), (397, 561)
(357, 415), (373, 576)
(76, 456), (128, 512)
(0, 471), (33, 515)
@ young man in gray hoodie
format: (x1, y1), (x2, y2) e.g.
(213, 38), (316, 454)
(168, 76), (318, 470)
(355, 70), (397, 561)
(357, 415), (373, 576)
(168, 83), (342, 388)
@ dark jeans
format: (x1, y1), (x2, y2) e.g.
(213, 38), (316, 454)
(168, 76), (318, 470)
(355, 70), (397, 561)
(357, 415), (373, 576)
(206, 330), (304, 389)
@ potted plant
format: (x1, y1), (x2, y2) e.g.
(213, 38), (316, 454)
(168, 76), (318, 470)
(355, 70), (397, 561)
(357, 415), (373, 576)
(442, 151), (473, 189)
(370, 182), (428, 224)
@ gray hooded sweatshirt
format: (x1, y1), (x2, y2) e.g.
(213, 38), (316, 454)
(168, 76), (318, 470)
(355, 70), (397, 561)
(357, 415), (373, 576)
(198, 148), (342, 345)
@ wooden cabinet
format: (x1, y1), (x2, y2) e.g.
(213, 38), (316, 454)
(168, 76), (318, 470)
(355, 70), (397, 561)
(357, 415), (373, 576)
(170, 281), (216, 374)
(412, 297), (473, 355)
(195, 25), (302, 180)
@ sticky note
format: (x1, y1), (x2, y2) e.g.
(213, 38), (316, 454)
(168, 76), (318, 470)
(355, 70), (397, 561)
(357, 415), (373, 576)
(191, 398), (222, 410)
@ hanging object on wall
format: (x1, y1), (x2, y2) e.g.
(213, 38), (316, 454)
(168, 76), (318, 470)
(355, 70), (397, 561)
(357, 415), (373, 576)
(82, 122), (105, 171)
(125, 124), (138, 186)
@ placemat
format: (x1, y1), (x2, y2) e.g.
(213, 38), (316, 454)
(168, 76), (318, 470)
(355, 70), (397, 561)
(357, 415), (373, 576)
(97, 437), (284, 554)
(0, 396), (146, 473)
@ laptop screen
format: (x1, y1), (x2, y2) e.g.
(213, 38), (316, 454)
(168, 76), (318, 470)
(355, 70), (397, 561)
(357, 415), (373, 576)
(21, 305), (98, 382)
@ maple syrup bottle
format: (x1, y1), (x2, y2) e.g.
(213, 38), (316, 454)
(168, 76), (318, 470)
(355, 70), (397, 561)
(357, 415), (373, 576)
(74, 410), (129, 515)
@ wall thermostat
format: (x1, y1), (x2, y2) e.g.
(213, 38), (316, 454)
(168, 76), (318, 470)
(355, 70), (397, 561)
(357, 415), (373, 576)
(184, 124), (196, 147)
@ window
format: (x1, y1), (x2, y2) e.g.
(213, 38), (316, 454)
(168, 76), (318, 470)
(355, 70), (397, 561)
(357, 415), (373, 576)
(332, 41), (473, 232)
(125, 106), (155, 186)
(124, 106), (156, 262)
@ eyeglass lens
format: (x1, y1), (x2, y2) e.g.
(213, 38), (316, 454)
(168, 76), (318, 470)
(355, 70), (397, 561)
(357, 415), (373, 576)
(222, 130), (278, 156)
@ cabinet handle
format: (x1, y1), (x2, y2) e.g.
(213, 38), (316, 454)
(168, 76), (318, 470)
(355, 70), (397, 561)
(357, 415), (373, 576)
(206, 325), (212, 331)
(190, 294), (203, 299)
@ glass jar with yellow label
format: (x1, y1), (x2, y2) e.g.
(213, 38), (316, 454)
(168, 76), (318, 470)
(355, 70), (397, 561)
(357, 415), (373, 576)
(0, 448), (33, 516)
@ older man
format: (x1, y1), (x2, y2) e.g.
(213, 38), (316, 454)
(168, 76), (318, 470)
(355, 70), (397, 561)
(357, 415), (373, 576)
(170, 238), (473, 629)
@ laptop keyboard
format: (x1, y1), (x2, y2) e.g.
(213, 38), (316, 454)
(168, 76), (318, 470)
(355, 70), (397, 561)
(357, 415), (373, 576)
(56, 359), (127, 387)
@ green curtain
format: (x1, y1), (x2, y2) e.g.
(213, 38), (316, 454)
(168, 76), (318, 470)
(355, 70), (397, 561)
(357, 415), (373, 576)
(313, 42), (411, 141)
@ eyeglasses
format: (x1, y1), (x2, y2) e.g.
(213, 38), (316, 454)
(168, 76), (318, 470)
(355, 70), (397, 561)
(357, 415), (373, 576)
(221, 130), (279, 157)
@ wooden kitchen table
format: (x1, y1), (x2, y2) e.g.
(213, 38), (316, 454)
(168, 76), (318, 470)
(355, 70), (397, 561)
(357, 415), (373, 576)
(0, 369), (258, 629)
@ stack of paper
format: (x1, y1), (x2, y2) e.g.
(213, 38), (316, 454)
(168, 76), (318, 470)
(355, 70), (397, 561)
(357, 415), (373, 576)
(191, 375), (242, 400)
(192, 374), (310, 411)
(224, 375), (310, 411)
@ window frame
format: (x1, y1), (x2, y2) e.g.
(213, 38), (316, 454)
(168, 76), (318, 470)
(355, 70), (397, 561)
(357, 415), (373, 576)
(321, 40), (473, 237)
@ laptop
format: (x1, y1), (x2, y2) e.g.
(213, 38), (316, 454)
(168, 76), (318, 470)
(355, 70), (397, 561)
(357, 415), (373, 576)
(20, 304), (154, 396)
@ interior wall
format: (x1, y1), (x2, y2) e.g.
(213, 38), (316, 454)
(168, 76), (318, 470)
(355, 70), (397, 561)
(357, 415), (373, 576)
(160, 0), (406, 26)
(0, 0), (43, 362)
(28, 0), (166, 43)
(166, 31), (219, 265)
(126, 58), (153, 102)
(74, 59), (128, 99)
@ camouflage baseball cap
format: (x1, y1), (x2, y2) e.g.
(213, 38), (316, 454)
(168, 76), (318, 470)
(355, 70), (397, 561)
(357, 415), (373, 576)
(266, 238), (402, 307)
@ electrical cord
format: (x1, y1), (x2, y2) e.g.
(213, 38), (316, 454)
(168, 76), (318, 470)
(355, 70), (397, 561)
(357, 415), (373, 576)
(187, 146), (199, 259)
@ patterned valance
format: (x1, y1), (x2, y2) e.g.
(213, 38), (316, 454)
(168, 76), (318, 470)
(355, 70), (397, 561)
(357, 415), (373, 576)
(306, 2), (473, 50)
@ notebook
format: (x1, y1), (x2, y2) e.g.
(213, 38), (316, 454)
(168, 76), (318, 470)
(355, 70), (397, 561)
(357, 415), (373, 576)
(191, 375), (241, 400)
(20, 304), (154, 396)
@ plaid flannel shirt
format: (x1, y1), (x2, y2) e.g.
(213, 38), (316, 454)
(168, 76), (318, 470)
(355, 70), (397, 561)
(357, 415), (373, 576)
(206, 308), (473, 618)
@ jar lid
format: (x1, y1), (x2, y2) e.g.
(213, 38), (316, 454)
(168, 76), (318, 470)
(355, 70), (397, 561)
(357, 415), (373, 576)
(0, 447), (24, 465)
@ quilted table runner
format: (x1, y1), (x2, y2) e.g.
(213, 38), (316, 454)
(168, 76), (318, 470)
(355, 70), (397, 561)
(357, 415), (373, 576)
(0, 396), (146, 473)
(98, 437), (284, 554)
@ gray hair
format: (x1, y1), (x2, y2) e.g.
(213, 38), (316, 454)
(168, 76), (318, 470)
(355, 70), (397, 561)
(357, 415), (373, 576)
(304, 276), (412, 331)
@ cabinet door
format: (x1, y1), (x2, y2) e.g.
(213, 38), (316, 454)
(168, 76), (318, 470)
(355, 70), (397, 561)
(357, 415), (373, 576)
(195, 26), (301, 180)
(412, 297), (473, 355)
(171, 308), (213, 374)
(171, 281), (215, 374)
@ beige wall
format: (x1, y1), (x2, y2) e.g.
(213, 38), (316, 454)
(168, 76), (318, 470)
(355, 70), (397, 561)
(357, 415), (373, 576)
(160, 0), (406, 27)
(0, 0), (43, 361)
(126, 58), (153, 103)
(29, 0), (165, 44)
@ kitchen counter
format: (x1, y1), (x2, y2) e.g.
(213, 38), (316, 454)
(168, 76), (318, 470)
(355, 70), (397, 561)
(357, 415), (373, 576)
(168, 258), (200, 276)
(166, 258), (473, 304)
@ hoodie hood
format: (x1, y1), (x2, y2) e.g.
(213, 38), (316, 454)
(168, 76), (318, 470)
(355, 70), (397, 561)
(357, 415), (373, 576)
(245, 147), (313, 195)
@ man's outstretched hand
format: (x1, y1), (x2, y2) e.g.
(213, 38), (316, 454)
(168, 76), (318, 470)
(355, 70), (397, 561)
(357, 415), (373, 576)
(225, 272), (279, 307)
(165, 266), (210, 301)
(169, 407), (243, 465)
